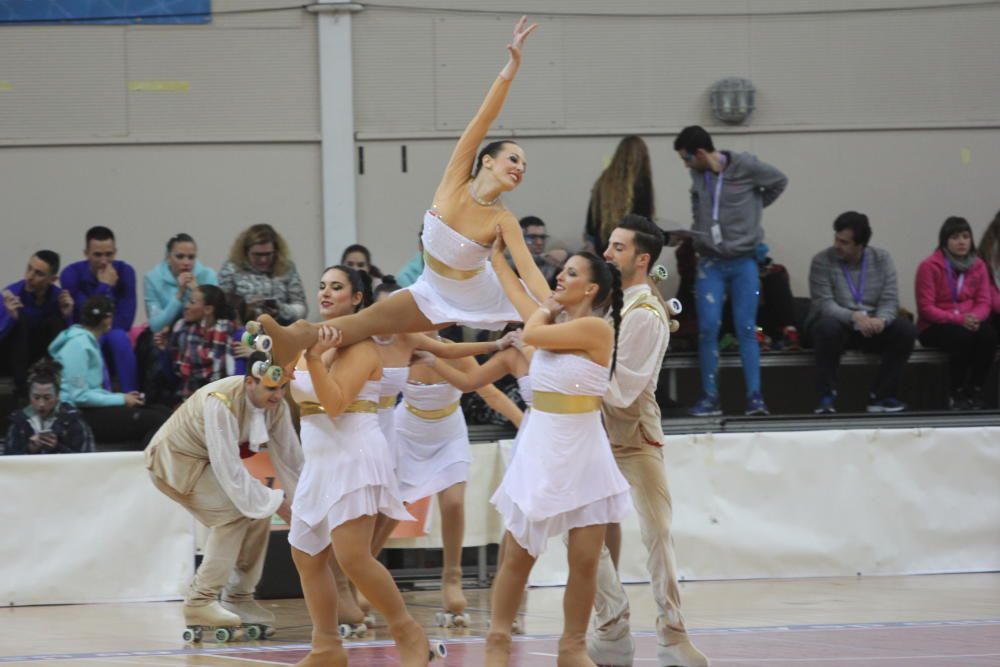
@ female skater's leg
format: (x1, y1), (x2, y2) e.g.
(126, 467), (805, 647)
(355, 514), (400, 617)
(328, 551), (366, 626)
(258, 291), (441, 366)
(291, 546), (348, 667)
(332, 515), (430, 666)
(437, 482), (468, 620)
(559, 524), (606, 667)
(486, 531), (535, 666)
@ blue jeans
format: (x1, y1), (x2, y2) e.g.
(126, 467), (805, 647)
(695, 256), (761, 397)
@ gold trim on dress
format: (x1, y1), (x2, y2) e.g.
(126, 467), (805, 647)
(404, 401), (460, 420)
(208, 391), (236, 414)
(378, 395), (397, 410)
(423, 251), (484, 281)
(298, 400), (378, 417)
(533, 391), (602, 414)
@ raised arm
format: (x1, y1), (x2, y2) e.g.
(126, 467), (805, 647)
(444, 354), (523, 427)
(305, 328), (379, 418)
(436, 17), (537, 195)
(490, 230), (547, 320)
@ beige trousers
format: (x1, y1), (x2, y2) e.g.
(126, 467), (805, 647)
(151, 470), (271, 606)
(591, 442), (688, 644)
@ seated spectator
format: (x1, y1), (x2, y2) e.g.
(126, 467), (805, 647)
(60, 226), (139, 393)
(4, 359), (94, 455)
(396, 228), (425, 287)
(144, 233), (218, 333)
(48, 296), (168, 448)
(0, 250), (73, 396)
(157, 285), (242, 403)
(218, 223), (307, 325)
(974, 209), (1000, 320)
(519, 215), (568, 286)
(805, 211), (916, 414)
(341, 243), (384, 281)
(915, 217), (996, 409)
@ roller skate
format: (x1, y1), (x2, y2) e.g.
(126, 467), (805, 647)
(587, 632), (634, 666)
(434, 567), (469, 629)
(295, 628), (348, 667)
(181, 601), (244, 643)
(558, 633), (597, 666)
(221, 597), (275, 640)
(256, 314), (321, 368)
(334, 574), (369, 638)
(391, 619), (447, 665)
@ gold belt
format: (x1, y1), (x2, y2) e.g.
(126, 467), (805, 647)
(423, 251), (483, 281)
(405, 400), (460, 420)
(299, 400), (378, 417)
(532, 391), (602, 414)
(379, 395), (397, 410)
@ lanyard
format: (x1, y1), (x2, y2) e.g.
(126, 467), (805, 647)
(704, 154), (728, 222)
(944, 261), (965, 305)
(841, 251), (867, 306)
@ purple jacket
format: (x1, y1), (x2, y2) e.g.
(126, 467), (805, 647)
(60, 260), (137, 331)
(0, 280), (69, 342)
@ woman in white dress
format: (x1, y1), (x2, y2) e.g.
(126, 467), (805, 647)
(288, 265), (435, 666)
(484, 246), (631, 667)
(252, 17), (549, 369)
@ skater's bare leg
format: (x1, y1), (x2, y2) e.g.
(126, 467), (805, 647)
(291, 545), (348, 666)
(487, 531), (534, 666)
(328, 550), (365, 624)
(438, 482), (467, 615)
(371, 513), (400, 557)
(559, 524), (606, 666)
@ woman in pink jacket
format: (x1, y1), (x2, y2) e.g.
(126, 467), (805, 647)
(915, 216), (997, 409)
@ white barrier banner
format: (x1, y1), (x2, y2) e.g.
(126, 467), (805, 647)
(0, 452), (194, 606)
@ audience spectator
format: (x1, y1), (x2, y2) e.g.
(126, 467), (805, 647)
(396, 228), (425, 287)
(59, 226), (139, 393)
(341, 243), (384, 281)
(585, 135), (654, 256)
(915, 217), (996, 409)
(144, 233), (219, 333)
(218, 223), (307, 325)
(0, 250), (73, 396)
(674, 125), (788, 416)
(4, 359), (94, 455)
(805, 211), (916, 414)
(157, 285), (243, 403)
(975, 209), (1000, 320)
(48, 295), (168, 448)
(518, 216), (568, 286)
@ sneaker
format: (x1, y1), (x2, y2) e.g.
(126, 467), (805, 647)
(745, 391), (770, 416)
(814, 394), (837, 414)
(867, 395), (906, 413)
(689, 395), (722, 417)
(781, 325), (802, 351)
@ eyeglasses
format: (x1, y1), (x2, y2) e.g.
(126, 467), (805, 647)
(249, 251), (275, 259)
(524, 234), (549, 242)
(172, 253), (196, 261)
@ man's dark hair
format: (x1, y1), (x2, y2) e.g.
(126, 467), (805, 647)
(519, 216), (546, 231)
(34, 250), (61, 275)
(85, 226), (115, 245)
(617, 214), (664, 266)
(833, 211), (872, 247)
(673, 125), (715, 154)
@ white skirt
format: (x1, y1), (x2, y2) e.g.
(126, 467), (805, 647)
(404, 260), (520, 330)
(394, 402), (471, 503)
(289, 484), (414, 556)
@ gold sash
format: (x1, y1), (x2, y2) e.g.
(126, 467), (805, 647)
(533, 391), (602, 415)
(298, 400), (378, 417)
(423, 251), (484, 281)
(379, 395), (397, 410)
(405, 401), (460, 420)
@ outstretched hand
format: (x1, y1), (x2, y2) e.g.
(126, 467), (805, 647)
(505, 16), (538, 70)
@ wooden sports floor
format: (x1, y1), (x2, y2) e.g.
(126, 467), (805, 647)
(3, 573), (999, 666)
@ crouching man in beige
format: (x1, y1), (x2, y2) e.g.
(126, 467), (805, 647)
(145, 351), (303, 637)
(592, 215), (709, 667)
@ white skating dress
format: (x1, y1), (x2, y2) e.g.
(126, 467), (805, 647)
(394, 381), (470, 503)
(491, 351), (632, 557)
(403, 210), (521, 330)
(377, 365), (409, 466)
(509, 375), (533, 460)
(288, 372), (413, 556)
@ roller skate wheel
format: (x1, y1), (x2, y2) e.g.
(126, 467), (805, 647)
(254, 334), (273, 353)
(511, 618), (523, 635)
(338, 623), (350, 638)
(668, 319), (680, 333)
(430, 640), (447, 659)
(214, 627), (231, 642)
(261, 625), (275, 638)
(241, 331), (257, 348)
(245, 625), (261, 640)
(182, 628), (196, 643)
(245, 320), (262, 335)
(667, 298), (683, 316)
(452, 613), (468, 627)
(363, 614), (376, 626)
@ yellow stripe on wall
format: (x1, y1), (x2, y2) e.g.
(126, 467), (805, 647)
(128, 80), (190, 92)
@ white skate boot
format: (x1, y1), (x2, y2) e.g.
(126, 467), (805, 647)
(656, 637), (710, 667)
(587, 632), (635, 666)
(222, 598), (276, 639)
(182, 601), (244, 643)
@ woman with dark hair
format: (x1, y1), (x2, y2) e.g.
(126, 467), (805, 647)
(219, 223), (308, 325)
(341, 244), (384, 281)
(915, 216), (996, 409)
(585, 135), (654, 256)
(48, 295), (168, 447)
(4, 359), (94, 455)
(144, 233), (219, 332)
(484, 239), (630, 665)
(252, 17), (549, 372)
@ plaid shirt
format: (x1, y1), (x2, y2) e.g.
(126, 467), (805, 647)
(170, 319), (238, 399)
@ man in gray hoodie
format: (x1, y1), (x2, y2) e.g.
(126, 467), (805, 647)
(674, 126), (788, 417)
(805, 211), (916, 413)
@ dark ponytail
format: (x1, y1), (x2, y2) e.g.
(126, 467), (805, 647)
(323, 264), (373, 312)
(607, 263), (623, 378)
(472, 140), (519, 178)
(574, 252), (624, 377)
(374, 274), (400, 301)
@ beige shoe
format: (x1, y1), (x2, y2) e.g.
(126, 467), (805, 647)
(657, 637), (710, 667)
(587, 632), (634, 666)
(221, 598), (275, 625)
(183, 601), (243, 628)
(294, 628), (348, 667)
(558, 634), (598, 667)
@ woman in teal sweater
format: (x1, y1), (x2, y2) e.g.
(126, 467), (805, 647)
(143, 233), (218, 333)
